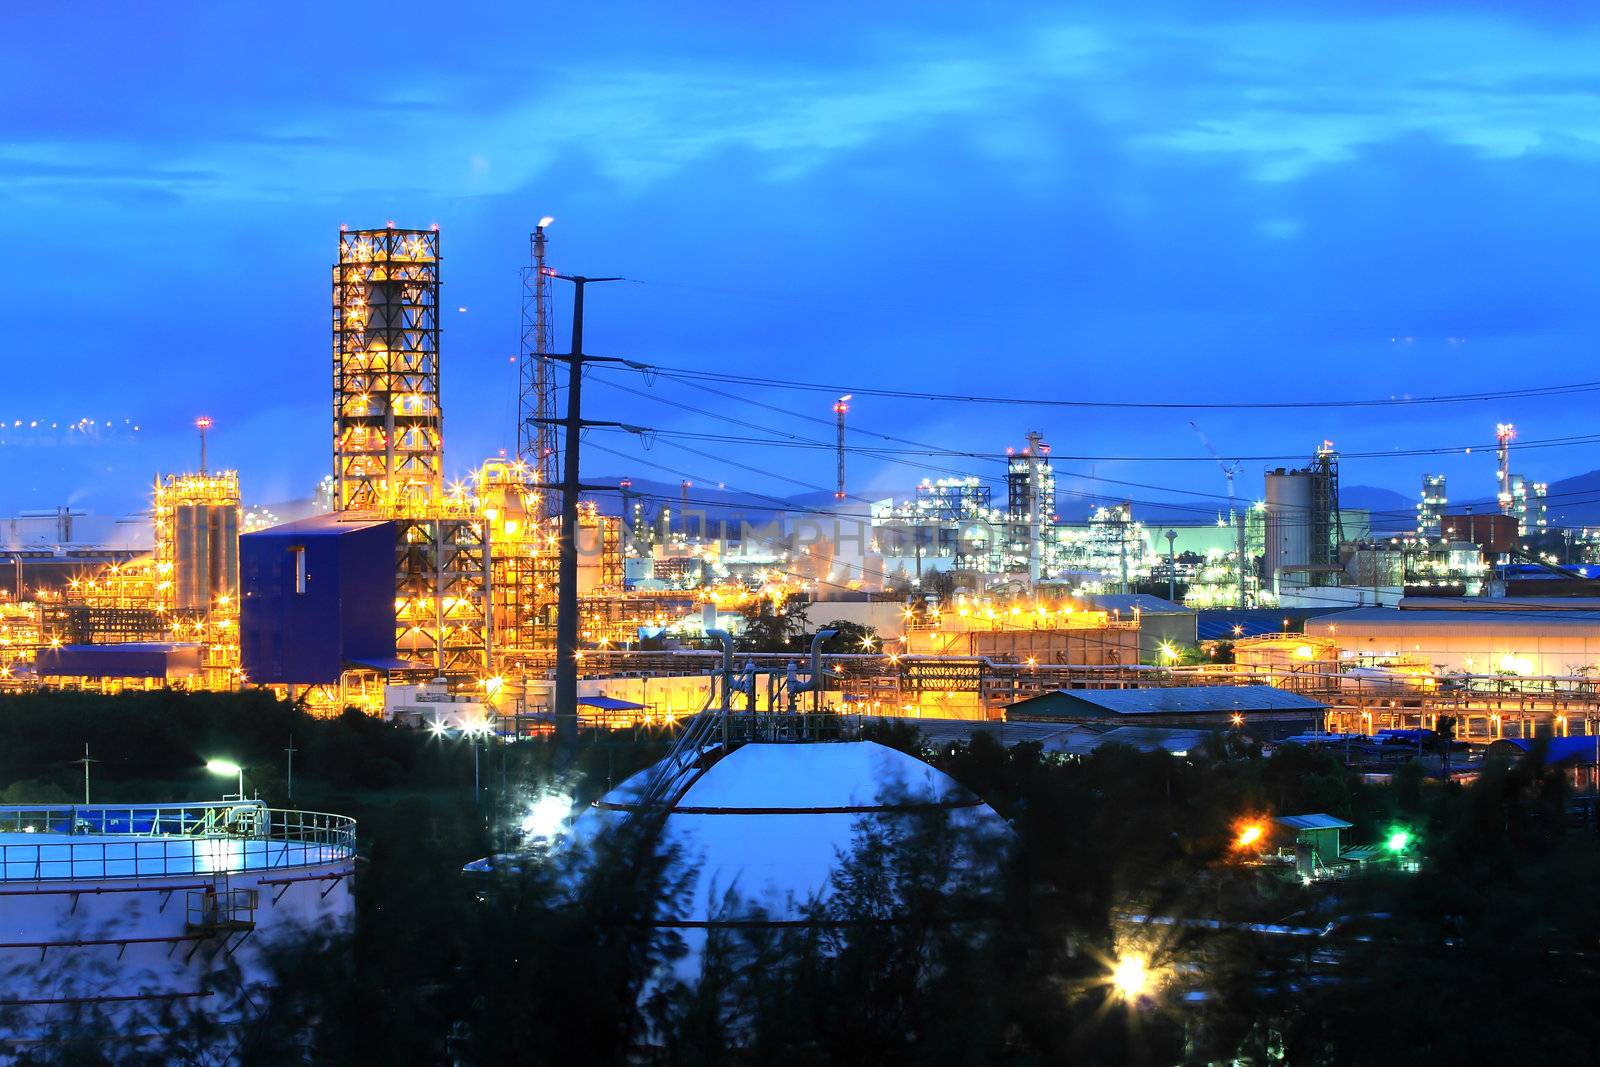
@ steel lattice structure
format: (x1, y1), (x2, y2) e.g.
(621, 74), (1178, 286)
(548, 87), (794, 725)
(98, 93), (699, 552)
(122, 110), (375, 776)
(333, 227), (443, 512)
(518, 220), (558, 517)
(395, 517), (489, 676)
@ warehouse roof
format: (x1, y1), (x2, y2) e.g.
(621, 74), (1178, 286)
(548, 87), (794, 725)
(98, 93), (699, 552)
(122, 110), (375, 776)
(1084, 594), (1191, 616)
(1196, 609), (1326, 641)
(1398, 596), (1600, 612)
(864, 718), (1206, 756)
(34, 642), (202, 679)
(1489, 736), (1600, 763)
(244, 513), (391, 538)
(1274, 813), (1352, 831)
(1309, 607), (1600, 627)
(1009, 685), (1326, 719)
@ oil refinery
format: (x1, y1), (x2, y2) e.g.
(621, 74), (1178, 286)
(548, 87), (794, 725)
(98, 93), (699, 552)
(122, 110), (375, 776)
(1, 221), (1599, 745)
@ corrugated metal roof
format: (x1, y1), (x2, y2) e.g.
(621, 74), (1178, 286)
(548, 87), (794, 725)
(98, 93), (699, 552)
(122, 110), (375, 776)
(1340, 844), (1388, 861)
(1011, 685), (1327, 716)
(243, 513), (391, 538)
(1309, 607), (1600, 626)
(1085, 594), (1191, 615)
(1490, 736), (1600, 763)
(863, 718), (1206, 755)
(1274, 813), (1352, 831)
(579, 695), (648, 711)
(1196, 609), (1325, 641)
(349, 656), (423, 672)
(34, 642), (201, 679)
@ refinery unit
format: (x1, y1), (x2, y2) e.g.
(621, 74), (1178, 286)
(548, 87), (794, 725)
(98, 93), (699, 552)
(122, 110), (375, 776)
(0, 221), (1596, 732)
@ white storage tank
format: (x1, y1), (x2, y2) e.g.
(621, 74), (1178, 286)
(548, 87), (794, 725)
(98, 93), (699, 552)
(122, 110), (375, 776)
(1264, 469), (1314, 589)
(0, 800), (354, 1045)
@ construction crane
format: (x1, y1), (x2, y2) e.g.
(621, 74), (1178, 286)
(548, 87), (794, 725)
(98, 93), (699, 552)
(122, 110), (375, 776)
(1190, 421), (1248, 608)
(1189, 421), (1241, 523)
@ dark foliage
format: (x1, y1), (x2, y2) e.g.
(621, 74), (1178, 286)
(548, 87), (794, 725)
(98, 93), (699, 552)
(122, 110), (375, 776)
(6, 693), (1600, 1063)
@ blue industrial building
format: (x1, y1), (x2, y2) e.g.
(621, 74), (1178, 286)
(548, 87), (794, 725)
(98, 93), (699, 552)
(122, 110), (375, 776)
(1007, 684), (1326, 740)
(240, 515), (400, 685)
(34, 642), (202, 682)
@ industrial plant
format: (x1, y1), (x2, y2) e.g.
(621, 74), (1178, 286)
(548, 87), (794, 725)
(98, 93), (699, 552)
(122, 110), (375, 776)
(0, 219), (1596, 758)
(0, 798), (355, 1044)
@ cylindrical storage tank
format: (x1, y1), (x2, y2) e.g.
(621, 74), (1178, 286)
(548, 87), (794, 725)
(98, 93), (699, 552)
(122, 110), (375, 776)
(1264, 470), (1314, 588)
(0, 801), (355, 1048)
(175, 504), (209, 611)
(212, 504), (240, 602)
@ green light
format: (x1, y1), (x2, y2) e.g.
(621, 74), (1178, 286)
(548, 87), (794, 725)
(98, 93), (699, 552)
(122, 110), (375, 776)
(1386, 830), (1410, 852)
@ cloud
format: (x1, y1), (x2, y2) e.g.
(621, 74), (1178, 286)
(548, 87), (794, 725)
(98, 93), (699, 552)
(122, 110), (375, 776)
(7, 5), (1600, 515)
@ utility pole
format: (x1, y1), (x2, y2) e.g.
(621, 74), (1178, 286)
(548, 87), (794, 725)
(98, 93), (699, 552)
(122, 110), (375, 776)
(1117, 506), (1130, 594)
(284, 733), (297, 804)
(833, 395), (851, 501)
(1235, 511), (1249, 608)
(619, 477), (634, 554)
(545, 273), (624, 750)
(73, 743), (96, 805)
(1165, 529), (1177, 603)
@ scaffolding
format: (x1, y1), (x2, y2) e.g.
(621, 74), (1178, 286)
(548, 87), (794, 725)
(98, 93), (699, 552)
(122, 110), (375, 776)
(333, 227), (442, 513)
(394, 516), (489, 677)
(45, 558), (166, 647)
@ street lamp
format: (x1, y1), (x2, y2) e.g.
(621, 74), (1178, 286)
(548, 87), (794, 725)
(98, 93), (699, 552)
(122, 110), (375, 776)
(1110, 953), (1151, 1001)
(206, 759), (245, 800)
(520, 793), (573, 841)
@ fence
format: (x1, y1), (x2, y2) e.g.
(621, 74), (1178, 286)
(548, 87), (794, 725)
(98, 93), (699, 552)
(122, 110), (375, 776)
(0, 802), (356, 882)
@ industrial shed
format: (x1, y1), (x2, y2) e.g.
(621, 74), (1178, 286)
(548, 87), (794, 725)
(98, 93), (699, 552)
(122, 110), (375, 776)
(864, 716), (1207, 757)
(1305, 607), (1600, 677)
(33, 642), (202, 685)
(1006, 684), (1325, 739)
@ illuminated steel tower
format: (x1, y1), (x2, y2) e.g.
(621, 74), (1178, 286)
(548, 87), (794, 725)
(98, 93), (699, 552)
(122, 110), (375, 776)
(332, 225), (442, 512)
(1496, 422), (1515, 518)
(1005, 431), (1056, 581)
(1417, 474), (1447, 536)
(519, 217), (558, 515)
(833, 394), (850, 500)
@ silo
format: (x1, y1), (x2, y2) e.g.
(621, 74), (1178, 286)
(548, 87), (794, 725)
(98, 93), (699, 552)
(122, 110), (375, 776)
(159, 474), (241, 614)
(174, 503), (212, 611)
(1265, 468), (1314, 588)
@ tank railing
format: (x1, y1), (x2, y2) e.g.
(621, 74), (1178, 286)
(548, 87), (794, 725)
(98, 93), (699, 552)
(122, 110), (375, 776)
(0, 805), (355, 883)
(0, 801), (271, 839)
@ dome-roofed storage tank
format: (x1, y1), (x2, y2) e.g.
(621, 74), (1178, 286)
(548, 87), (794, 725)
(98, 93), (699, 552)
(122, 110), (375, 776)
(568, 740), (1009, 931)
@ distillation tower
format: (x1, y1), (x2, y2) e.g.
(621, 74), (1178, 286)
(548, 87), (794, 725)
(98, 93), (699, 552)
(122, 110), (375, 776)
(331, 226), (488, 680)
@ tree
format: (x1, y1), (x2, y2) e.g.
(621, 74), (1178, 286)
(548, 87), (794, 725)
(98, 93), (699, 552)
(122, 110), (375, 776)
(738, 596), (810, 653)
(815, 619), (877, 654)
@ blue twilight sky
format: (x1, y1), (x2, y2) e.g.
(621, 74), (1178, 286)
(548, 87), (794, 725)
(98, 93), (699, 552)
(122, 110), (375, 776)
(4, 3), (1600, 524)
